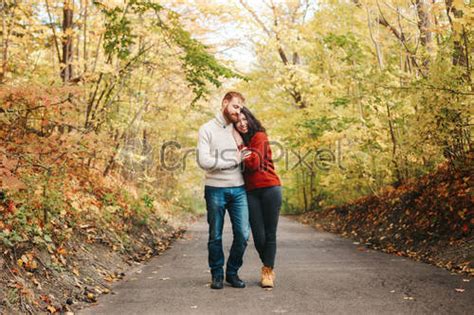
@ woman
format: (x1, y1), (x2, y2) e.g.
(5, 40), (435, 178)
(232, 106), (282, 288)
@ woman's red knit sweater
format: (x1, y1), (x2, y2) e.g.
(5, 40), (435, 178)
(238, 131), (281, 191)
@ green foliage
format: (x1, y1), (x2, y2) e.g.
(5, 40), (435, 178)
(323, 32), (365, 63)
(99, 4), (135, 60)
(156, 11), (246, 104)
(95, 0), (164, 60)
(0, 230), (22, 247)
(298, 116), (335, 139)
(236, 0), (472, 213)
(102, 192), (116, 206)
(0, 203), (51, 248)
(95, 0), (243, 105)
(330, 97), (351, 109)
(142, 194), (154, 209)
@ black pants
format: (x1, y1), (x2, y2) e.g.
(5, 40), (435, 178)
(247, 185), (282, 268)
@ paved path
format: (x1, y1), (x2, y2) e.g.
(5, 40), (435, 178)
(79, 215), (473, 314)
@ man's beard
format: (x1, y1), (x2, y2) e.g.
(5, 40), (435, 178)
(224, 107), (239, 123)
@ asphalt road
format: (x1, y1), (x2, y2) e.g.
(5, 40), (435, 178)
(79, 215), (473, 315)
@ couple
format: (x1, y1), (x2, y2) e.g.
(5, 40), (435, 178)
(197, 91), (282, 290)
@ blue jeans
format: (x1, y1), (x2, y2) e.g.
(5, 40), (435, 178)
(204, 185), (250, 277)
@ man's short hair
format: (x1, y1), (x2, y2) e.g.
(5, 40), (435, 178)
(222, 91), (245, 104)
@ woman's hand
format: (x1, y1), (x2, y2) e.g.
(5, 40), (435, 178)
(240, 147), (251, 160)
(232, 127), (244, 147)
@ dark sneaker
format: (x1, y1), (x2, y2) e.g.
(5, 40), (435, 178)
(225, 274), (246, 288)
(210, 275), (224, 289)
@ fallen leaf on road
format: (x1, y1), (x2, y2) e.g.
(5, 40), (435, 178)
(272, 308), (288, 313)
(86, 292), (97, 302)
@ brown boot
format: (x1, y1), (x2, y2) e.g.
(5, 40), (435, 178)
(260, 266), (275, 288)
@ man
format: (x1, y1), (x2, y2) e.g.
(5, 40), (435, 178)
(196, 91), (250, 290)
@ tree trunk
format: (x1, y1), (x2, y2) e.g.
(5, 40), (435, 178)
(415, 0), (433, 67)
(1, 1), (6, 83)
(61, 0), (74, 82)
(83, 0), (88, 73)
(446, 0), (468, 68)
(0, 0), (11, 84)
(386, 102), (402, 184)
(416, 0), (433, 48)
(301, 169), (308, 212)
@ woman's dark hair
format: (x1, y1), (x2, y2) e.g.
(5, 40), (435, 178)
(239, 106), (266, 145)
